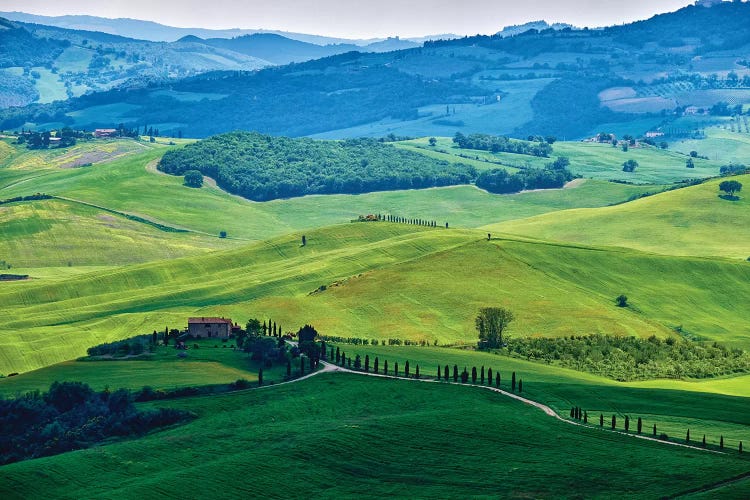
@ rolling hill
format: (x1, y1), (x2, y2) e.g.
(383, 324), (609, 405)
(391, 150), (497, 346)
(488, 173), (750, 260)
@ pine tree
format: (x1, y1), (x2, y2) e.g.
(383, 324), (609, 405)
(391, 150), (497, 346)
(471, 367), (477, 384)
(637, 417), (642, 434)
(511, 372), (516, 392)
(487, 368), (493, 385)
(365, 354), (370, 372)
(374, 357), (379, 373)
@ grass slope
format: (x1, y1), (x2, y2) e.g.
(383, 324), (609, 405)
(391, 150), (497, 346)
(489, 174), (750, 260)
(2, 224), (750, 374)
(1, 373), (747, 499)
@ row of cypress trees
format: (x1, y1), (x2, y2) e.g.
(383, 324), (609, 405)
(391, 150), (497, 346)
(570, 407), (744, 452)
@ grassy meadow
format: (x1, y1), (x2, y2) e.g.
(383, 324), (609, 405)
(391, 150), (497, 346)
(489, 174), (750, 260)
(1, 373), (747, 499)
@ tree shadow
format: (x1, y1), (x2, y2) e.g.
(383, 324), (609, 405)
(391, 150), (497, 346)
(718, 194), (740, 201)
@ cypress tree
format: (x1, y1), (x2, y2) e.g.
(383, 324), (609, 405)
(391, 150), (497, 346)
(394, 362), (399, 376)
(341, 352), (346, 366)
(437, 366), (441, 380)
(405, 361), (410, 377)
(481, 366), (485, 384)
(686, 429), (690, 443)
(496, 372), (500, 387)
(637, 417), (642, 434)
(511, 372), (516, 392)
(570, 407), (575, 418)
(348, 358), (352, 368)
(518, 379), (523, 392)
(415, 365), (420, 379)
(273, 322), (277, 336)
(461, 367), (469, 383)
(263, 321), (267, 336)
(365, 355), (370, 372)
(300, 357), (305, 376)
(583, 411), (588, 424)
(653, 424), (657, 436)
(321, 342), (327, 359)
(600, 413), (604, 427)
(374, 357), (379, 374)
(453, 365), (459, 382)
(611, 415), (616, 430)
(336, 347), (341, 364)
(444, 365), (449, 381)
(330, 347), (334, 360)
(625, 415), (630, 432)
(703, 435), (706, 447)
(384, 360), (388, 375)
(471, 367), (477, 384)
(487, 368), (493, 385)
(720, 435), (724, 449)
(740, 441), (743, 454)
(258, 367), (263, 386)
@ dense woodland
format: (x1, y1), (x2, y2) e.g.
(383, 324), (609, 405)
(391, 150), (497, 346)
(0, 382), (192, 465)
(158, 132), (477, 200)
(0, 18), (68, 68)
(504, 335), (750, 381)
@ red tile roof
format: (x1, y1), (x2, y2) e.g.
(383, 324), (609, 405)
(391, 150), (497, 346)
(188, 317), (232, 324)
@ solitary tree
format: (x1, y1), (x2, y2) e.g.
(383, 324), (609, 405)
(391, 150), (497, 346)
(719, 180), (743, 198)
(476, 307), (514, 349)
(622, 159), (638, 172)
(184, 170), (203, 188)
(301, 235), (307, 246)
(615, 294), (628, 307)
(428, 137), (437, 147)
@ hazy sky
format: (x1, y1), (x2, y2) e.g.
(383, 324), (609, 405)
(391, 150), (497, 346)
(2, 0), (698, 38)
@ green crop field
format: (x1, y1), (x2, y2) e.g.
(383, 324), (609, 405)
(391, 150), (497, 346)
(1, 373), (747, 499)
(489, 174), (750, 260)
(325, 345), (750, 446)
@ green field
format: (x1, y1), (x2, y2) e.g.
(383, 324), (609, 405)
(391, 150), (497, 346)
(1, 373), (747, 499)
(489, 174), (750, 260)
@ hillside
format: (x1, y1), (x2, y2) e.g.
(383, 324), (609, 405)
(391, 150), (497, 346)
(3, 2), (750, 139)
(488, 174), (750, 260)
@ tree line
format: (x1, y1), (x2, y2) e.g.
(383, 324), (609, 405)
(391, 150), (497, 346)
(158, 132), (477, 201)
(452, 132), (553, 157)
(503, 334), (750, 381)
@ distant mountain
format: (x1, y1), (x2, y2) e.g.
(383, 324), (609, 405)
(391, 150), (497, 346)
(0, 11), (432, 47)
(3, 2), (749, 140)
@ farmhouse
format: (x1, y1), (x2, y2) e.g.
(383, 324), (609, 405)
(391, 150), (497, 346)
(187, 317), (232, 338)
(94, 128), (117, 138)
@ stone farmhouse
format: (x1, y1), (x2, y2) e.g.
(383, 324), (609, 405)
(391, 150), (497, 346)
(187, 317), (233, 338)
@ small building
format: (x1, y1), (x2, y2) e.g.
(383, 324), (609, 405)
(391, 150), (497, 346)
(645, 131), (665, 138)
(187, 317), (232, 338)
(94, 128), (117, 138)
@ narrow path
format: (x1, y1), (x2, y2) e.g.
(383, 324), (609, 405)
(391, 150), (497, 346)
(321, 361), (725, 455)
(668, 471), (750, 498)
